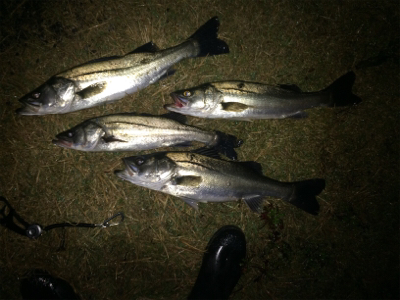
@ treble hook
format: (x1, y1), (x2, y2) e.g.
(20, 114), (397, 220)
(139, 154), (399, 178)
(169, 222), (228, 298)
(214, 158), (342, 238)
(101, 212), (125, 228)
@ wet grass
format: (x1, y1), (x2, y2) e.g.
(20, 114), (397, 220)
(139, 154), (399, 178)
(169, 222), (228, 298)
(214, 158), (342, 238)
(0, 0), (399, 299)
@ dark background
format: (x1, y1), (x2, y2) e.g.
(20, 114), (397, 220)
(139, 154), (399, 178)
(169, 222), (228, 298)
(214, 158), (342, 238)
(0, 0), (398, 299)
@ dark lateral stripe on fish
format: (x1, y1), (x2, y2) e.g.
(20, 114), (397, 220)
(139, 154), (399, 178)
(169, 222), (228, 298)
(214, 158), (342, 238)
(217, 88), (260, 95)
(99, 121), (160, 128)
(98, 121), (188, 130)
(67, 68), (138, 80)
(63, 62), (153, 80)
(174, 160), (224, 173)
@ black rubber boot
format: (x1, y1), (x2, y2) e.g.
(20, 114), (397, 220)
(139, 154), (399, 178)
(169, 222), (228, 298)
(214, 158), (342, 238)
(188, 225), (246, 299)
(20, 269), (80, 300)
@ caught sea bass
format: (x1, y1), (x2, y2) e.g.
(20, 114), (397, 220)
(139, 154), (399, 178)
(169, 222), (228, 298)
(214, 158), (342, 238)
(17, 17), (229, 115)
(115, 149), (325, 215)
(166, 72), (361, 120)
(53, 113), (242, 160)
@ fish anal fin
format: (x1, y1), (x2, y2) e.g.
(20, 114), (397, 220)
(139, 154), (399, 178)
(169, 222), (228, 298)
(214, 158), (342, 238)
(238, 161), (264, 175)
(288, 111), (308, 119)
(181, 197), (200, 210)
(148, 68), (176, 85)
(221, 102), (250, 112)
(159, 68), (176, 80)
(77, 82), (107, 99)
(243, 195), (264, 213)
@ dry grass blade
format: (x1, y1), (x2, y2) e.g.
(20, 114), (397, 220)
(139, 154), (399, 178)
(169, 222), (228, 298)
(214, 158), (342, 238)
(0, 0), (399, 299)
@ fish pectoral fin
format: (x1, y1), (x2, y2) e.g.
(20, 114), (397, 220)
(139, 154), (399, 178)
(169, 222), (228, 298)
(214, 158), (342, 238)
(102, 135), (127, 143)
(181, 198), (200, 210)
(221, 102), (251, 112)
(129, 41), (160, 54)
(243, 195), (264, 213)
(172, 176), (202, 187)
(77, 82), (107, 99)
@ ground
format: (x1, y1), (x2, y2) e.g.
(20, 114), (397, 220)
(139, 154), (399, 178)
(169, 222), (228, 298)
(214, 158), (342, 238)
(0, 0), (399, 299)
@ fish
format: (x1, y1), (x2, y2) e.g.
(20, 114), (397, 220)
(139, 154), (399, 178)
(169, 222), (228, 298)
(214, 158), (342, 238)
(115, 149), (325, 215)
(16, 17), (229, 115)
(52, 113), (242, 160)
(165, 71), (361, 120)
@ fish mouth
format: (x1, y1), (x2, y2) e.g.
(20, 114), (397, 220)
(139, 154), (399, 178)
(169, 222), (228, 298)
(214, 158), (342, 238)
(165, 93), (188, 110)
(122, 158), (139, 176)
(16, 101), (41, 115)
(114, 158), (139, 182)
(52, 138), (73, 149)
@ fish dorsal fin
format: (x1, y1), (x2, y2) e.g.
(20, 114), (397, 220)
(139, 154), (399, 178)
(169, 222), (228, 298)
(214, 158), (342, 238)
(278, 84), (302, 93)
(191, 147), (222, 159)
(243, 195), (264, 213)
(77, 82), (107, 99)
(221, 102), (250, 112)
(129, 41), (160, 54)
(172, 176), (202, 187)
(160, 112), (188, 124)
(238, 161), (264, 175)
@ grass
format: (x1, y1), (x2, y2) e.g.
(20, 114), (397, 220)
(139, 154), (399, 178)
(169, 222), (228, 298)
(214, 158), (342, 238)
(0, 0), (399, 299)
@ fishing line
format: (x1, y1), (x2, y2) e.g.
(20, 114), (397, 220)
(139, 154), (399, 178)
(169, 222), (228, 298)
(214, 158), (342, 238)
(0, 196), (124, 239)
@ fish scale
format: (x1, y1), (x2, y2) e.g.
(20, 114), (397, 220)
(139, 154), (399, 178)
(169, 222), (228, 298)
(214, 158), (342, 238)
(166, 72), (361, 120)
(53, 113), (241, 160)
(115, 150), (325, 215)
(17, 17), (229, 115)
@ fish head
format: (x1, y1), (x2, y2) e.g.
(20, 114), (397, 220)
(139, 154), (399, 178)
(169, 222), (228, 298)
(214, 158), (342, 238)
(115, 153), (176, 189)
(53, 121), (103, 151)
(17, 77), (76, 115)
(165, 84), (218, 117)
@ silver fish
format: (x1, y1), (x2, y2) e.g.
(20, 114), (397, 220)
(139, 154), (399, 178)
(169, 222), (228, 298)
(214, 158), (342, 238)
(166, 72), (361, 120)
(115, 149), (325, 215)
(17, 17), (229, 115)
(53, 113), (242, 160)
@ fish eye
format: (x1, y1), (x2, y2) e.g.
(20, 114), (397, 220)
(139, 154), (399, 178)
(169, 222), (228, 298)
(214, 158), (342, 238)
(135, 157), (145, 166)
(32, 92), (41, 99)
(67, 132), (74, 138)
(183, 90), (191, 97)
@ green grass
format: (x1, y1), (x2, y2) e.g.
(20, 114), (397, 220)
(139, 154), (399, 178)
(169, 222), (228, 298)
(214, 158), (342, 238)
(0, 0), (399, 299)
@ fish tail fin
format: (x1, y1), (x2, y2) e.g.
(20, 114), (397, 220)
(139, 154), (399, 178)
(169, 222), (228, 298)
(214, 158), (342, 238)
(324, 71), (362, 107)
(214, 131), (243, 160)
(283, 179), (325, 215)
(189, 16), (229, 57)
